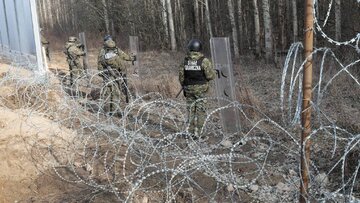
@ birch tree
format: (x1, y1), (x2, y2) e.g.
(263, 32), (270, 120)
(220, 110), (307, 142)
(262, 0), (273, 62)
(160, 0), (169, 42)
(166, 0), (177, 50)
(227, 0), (239, 58)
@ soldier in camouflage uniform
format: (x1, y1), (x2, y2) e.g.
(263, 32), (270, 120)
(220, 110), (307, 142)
(179, 39), (216, 138)
(64, 36), (86, 85)
(97, 39), (135, 115)
(40, 29), (50, 61)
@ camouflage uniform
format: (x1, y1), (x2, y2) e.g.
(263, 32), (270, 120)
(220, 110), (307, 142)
(179, 51), (216, 136)
(65, 37), (86, 84)
(41, 33), (50, 61)
(97, 39), (134, 113)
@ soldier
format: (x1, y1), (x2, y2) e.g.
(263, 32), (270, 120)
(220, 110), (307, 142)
(64, 36), (86, 85)
(40, 29), (50, 61)
(179, 39), (216, 139)
(97, 39), (135, 115)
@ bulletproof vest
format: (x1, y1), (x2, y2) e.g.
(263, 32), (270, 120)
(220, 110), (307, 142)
(103, 49), (119, 68)
(183, 56), (207, 85)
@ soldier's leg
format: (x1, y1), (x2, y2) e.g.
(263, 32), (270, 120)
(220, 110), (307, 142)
(195, 98), (207, 136)
(45, 46), (50, 61)
(186, 93), (197, 135)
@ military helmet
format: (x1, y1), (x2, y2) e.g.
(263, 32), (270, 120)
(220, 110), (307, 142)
(68, 36), (77, 42)
(187, 39), (202, 52)
(104, 34), (112, 42)
(104, 39), (116, 48)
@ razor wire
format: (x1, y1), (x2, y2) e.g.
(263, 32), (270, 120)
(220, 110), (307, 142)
(0, 47), (358, 202)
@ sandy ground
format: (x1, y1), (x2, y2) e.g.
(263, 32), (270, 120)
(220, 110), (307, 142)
(0, 49), (358, 202)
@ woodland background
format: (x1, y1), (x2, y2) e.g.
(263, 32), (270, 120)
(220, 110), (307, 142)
(37, 0), (360, 61)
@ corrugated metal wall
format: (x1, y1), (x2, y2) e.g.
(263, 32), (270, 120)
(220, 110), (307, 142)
(0, 0), (44, 73)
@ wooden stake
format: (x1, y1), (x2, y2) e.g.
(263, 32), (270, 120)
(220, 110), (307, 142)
(300, 0), (314, 202)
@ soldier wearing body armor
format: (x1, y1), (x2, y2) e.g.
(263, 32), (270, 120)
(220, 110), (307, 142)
(97, 39), (135, 115)
(64, 36), (86, 85)
(179, 39), (216, 139)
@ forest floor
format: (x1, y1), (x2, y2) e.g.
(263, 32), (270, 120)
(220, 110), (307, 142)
(0, 49), (359, 202)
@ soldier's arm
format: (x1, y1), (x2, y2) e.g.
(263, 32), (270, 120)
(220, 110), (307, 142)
(202, 58), (216, 81)
(179, 64), (185, 86)
(97, 53), (103, 71)
(41, 35), (49, 45)
(75, 47), (86, 56)
(119, 50), (133, 61)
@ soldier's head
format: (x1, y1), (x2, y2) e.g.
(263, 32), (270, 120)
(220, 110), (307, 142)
(104, 39), (116, 49)
(104, 34), (112, 42)
(68, 36), (78, 43)
(187, 39), (202, 52)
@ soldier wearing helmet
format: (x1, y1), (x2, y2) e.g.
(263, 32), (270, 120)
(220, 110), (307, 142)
(179, 39), (216, 139)
(97, 38), (135, 115)
(64, 36), (86, 85)
(40, 28), (50, 61)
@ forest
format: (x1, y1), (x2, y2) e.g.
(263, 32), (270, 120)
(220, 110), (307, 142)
(0, 0), (359, 202)
(37, 0), (360, 59)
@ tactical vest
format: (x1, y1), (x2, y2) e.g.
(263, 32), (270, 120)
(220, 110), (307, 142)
(103, 49), (119, 68)
(183, 57), (207, 85)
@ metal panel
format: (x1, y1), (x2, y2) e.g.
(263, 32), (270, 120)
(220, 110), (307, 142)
(129, 36), (140, 74)
(79, 32), (89, 69)
(0, 0), (10, 50)
(15, 0), (36, 55)
(0, 0), (44, 73)
(4, 0), (20, 52)
(210, 37), (241, 135)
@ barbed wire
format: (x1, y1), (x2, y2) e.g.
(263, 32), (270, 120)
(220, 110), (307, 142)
(0, 2), (359, 201)
(0, 46), (358, 202)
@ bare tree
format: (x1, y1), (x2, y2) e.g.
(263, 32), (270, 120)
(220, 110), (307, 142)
(227, 0), (239, 58)
(252, 0), (261, 57)
(237, 0), (244, 53)
(278, 0), (286, 50)
(291, 0), (298, 41)
(262, 0), (273, 62)
(335, 0), (341, 41)
(205, 0), (213, 38)
(166, 0), (177, 50)
(160, 0), (169, 42)
(102, 0), (110, 34)
(194, 0), (200, 36)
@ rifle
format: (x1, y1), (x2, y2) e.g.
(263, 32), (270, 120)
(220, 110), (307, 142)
(175, 86), (185, 98)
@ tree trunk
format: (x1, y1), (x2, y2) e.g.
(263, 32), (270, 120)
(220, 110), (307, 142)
(42, 0), (48, 27)
(262, 0), (273, 62)
(46, 0), (54, 28)
(227, 0), (239, 58)
(102, 0), (110, 34)
(160, 0), (169, 42)
(252, 0), (261, 57)
(291, 0), (298, 41)
(237, 0), (244, 53)
(335, 0), (341, 41)
(278, 0), (286, 50)
(166, 0), (177, 50)
(194, 0), (200, 36)
(205, 0), (213, 38)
